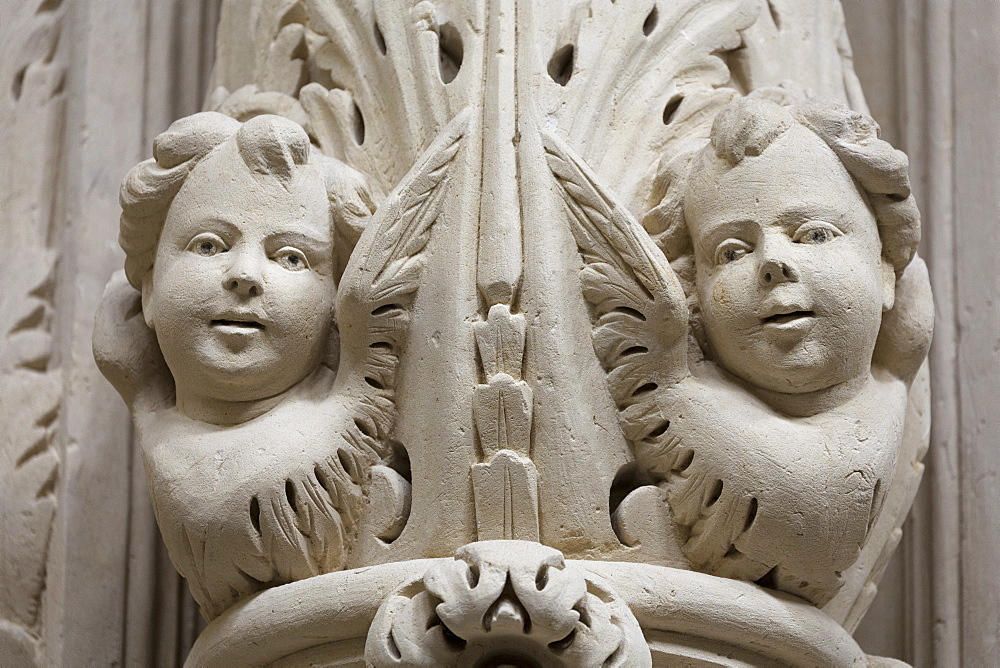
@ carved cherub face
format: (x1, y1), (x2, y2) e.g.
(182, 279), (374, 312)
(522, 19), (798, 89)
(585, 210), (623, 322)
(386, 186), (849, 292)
(143, 139), (335, 406)
(684, 123), (894, 395)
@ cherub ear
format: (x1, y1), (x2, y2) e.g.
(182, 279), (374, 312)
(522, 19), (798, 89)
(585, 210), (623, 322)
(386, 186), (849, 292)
(881, 258), (896, 312)
(141, 274), (156, 330)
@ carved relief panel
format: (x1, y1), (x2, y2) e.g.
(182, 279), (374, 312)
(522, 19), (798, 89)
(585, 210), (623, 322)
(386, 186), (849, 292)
(0, 2), (65, 663)
(92, 0), (933, 665)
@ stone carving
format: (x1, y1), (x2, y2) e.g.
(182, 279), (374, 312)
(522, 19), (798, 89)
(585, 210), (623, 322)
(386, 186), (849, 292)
(93, 0), (933, 664)
(95, 110), (468, 619)
(471, 305), (539, 542)
(366, 541), (650, 667)
(0, 1), (66, 663)
(0, 269), (60, 666)
(550, 91), (933, 606)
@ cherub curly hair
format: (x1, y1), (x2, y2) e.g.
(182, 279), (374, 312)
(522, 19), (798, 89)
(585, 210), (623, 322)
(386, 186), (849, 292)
(119, 111), (375, 291)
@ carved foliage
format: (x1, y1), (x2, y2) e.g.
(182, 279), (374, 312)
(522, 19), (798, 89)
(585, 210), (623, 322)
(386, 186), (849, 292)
(366, 541), (650, 667)
(211, 0), (477, 202)
(471, 304), (539, 542)
(0, 0), (66, 662)
(532, 0), (756, 210)
(114, 0), (931, 646)
(0, 275), (59, 661)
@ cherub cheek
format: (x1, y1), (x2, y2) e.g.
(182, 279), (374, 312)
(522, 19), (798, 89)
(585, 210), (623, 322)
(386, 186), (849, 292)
(709, 277), (764, 334)
(711, 279), (740, 313)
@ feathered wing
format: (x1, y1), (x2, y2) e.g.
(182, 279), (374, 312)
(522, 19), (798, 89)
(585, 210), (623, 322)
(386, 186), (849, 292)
(300, 109), (470, 562)
(542, 130), (688, 443)
(335, 107), (469, 397)
(314, 109), (470, 530)
(544, 131), (888, 608)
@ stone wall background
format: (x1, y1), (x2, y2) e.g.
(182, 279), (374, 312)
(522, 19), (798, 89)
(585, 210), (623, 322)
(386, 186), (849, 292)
(0, 1), (995, 665)
(0, 3), (219, 665)
(843, 2), (1000, 665)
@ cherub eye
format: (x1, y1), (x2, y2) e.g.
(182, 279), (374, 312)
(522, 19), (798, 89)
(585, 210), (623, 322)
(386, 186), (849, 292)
(794, 221), (842, 245)
(714, 239), (752, 265)
(275, 247), (309, 271)
(187, 233), (227, 257)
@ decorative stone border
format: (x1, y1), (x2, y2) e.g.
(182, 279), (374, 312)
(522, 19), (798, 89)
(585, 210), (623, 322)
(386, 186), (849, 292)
(189, 541), (871, 667)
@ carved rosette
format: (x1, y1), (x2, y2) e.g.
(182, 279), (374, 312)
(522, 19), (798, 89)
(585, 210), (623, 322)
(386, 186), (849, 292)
(365, 541), (650, 667)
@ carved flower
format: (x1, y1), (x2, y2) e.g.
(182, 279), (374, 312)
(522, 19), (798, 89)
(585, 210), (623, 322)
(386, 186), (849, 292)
(366, 540), (650, 667)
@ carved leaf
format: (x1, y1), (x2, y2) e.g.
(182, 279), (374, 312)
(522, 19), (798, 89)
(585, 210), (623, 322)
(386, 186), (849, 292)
(297, 0), (476, 196)
(730, 0), (869, 111)
(0, 270), (59, 640)
(0, 1), (66, 656)
(473, 304), (527, 380)
(0, 372), (59, 629)
(366, 542), (651, 666)
(532, 0), (757, 210)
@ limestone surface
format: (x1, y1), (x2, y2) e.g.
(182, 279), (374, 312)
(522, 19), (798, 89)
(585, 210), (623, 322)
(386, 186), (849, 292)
(91, 1), (934, 665)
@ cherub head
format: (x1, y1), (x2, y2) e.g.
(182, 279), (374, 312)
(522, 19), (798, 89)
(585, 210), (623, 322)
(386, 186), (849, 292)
(119, 112), (373, 421)
(644, 95), (920, 403)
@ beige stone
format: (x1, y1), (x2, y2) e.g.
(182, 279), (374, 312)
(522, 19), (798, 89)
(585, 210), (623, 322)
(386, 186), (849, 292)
(95, 111), (467, 620)
(85, 0), (938, 665)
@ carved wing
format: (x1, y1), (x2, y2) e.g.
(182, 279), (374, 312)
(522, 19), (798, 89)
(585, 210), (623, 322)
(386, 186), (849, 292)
(304, 113), (468, 564)
(334, 108), (469, 412)
(542, 130), (688, 442)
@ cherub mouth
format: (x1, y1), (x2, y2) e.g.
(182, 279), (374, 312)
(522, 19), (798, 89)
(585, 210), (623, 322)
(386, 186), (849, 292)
(761, 310), (814, 325)
(211, 319), (265, 330)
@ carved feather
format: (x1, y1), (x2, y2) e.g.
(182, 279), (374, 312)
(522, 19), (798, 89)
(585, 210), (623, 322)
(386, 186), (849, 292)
(336, 108), (468, 398)
(543, 130), (688, 421)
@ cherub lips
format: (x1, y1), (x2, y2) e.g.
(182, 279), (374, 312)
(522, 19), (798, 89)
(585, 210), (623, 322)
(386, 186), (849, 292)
(210, 317), (265, 333)
(761, 310), (814, 324)
(760, 307), (815, 329)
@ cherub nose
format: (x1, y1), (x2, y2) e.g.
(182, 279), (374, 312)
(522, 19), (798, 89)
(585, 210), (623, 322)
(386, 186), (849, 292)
(223, 258), (263, 296)
(759, 257), (799, 286)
